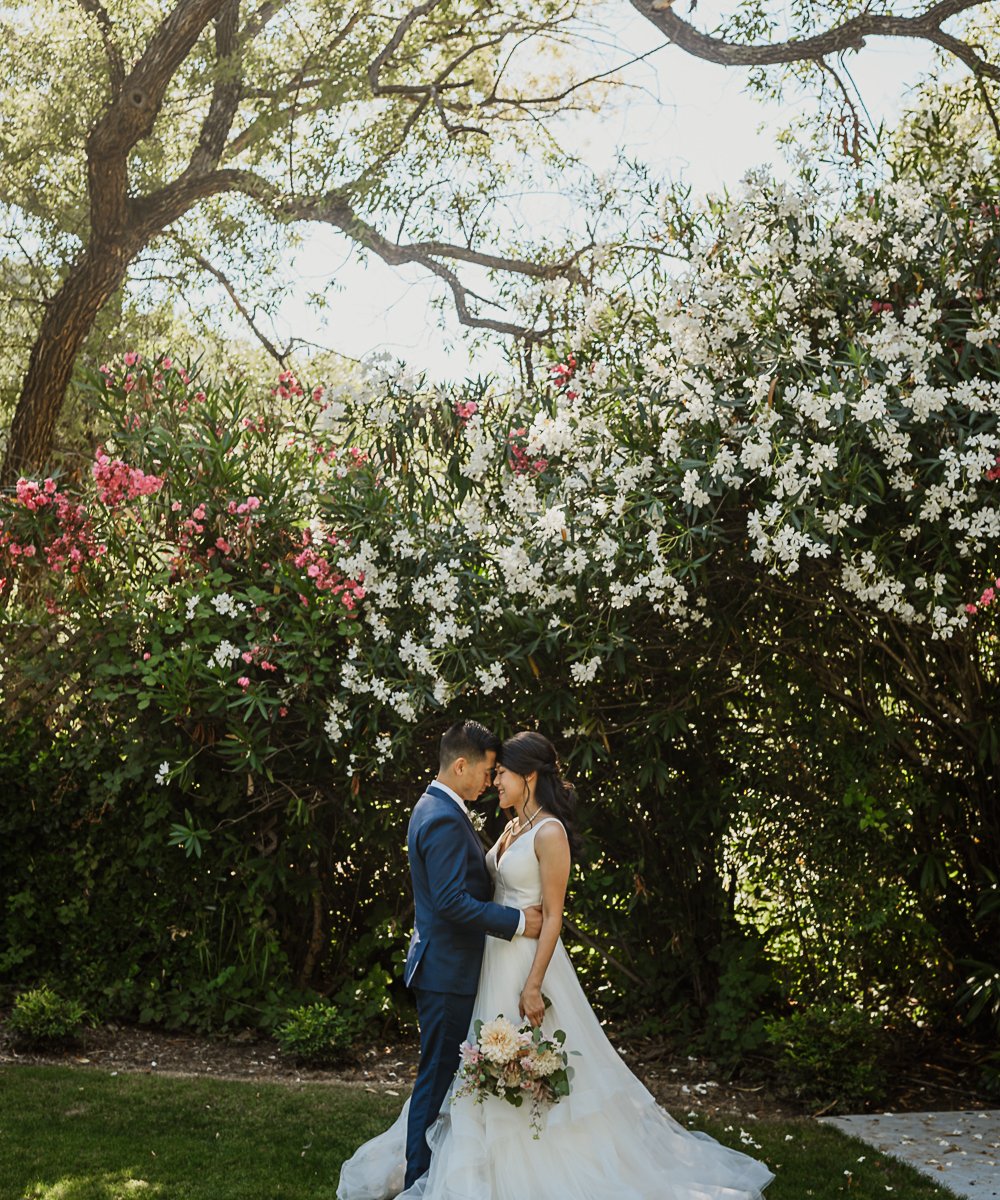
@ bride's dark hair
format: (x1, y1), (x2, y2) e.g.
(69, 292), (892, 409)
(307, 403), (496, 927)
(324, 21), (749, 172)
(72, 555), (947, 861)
(498, 730), (583, 859)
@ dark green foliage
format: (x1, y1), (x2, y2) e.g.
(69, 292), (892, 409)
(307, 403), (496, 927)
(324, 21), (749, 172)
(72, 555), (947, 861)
(764, 1002), (890, 1111)
(1, 344), (997, 1104)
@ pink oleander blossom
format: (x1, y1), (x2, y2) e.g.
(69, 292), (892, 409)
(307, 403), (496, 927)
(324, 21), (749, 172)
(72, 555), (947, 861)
(92, 447), (165, 507)
(548, 353), (577, 389)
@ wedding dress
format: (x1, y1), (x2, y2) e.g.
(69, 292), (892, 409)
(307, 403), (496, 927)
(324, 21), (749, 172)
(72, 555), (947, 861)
(338, 818), (774, 1200)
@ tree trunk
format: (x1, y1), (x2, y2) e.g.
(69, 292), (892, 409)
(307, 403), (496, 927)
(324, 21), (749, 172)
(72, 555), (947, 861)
(2, 239), (137, 484)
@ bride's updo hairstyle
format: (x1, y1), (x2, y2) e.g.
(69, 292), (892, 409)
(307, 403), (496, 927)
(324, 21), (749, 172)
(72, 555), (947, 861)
(498, 730), (583, 859)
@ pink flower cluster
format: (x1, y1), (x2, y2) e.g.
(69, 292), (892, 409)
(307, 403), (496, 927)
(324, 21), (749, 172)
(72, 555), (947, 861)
(311, 442), (369, 469)
(169, 494), (268, 569)
(454, 400), (479, 424)
(226, 496), (262, 517)
(507, 428), (549, 476)
(1, 478), (106, 580)
(92, 447), (165, 507)
(272, 370), (304, 403)
(987, 454), (1000, 482)
(965, 578), (1000, 615)
(870, 301), (894, 315)
(291, 530), (366, 610)
(99, 353), (191, 397)
(172, 503), (211, 566)
(548, 354), (579, 399)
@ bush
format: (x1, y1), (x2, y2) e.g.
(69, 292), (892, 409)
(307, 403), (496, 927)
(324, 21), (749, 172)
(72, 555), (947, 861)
(764, 1002), (889, 1111)
(5, 985), (87, 1048)
(274, 1000), (365, 1066)
(702, 933), (781, 1062)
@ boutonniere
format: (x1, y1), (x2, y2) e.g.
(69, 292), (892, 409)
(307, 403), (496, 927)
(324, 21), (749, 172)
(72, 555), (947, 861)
(468, 809), (485, 832)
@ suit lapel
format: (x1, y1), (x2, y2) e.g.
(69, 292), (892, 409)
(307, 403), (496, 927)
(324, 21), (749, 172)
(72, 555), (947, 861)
(426, 784), (483, 854)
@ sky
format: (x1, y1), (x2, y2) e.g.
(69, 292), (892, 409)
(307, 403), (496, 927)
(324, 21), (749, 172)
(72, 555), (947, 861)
(267, 5), (937, 382)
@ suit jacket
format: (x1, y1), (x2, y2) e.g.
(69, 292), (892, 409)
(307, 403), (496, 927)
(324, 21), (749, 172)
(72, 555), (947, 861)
(404, 784), (521, 994)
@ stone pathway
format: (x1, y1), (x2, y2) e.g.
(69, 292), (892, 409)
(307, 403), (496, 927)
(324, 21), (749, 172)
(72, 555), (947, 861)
(821, 1110), (1000, 1200)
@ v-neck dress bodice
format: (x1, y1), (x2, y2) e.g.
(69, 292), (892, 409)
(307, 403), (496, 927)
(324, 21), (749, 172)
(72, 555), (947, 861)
(486, 817), (559, 910)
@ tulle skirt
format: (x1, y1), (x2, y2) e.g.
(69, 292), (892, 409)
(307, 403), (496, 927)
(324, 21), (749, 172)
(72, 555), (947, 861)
(337, 935), (774, 1199)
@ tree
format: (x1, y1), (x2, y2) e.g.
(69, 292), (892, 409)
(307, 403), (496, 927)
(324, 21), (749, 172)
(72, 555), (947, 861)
(0, 0), (604, 482)
(4, 1), (1000, 483)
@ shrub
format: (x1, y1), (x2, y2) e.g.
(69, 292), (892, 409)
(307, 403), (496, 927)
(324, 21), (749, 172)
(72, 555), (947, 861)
(702, 933), (781, 1062)
(5, 985), (87, 1048)
(764, 1001), (889, 1111)
(274, 1000), (365, 1066)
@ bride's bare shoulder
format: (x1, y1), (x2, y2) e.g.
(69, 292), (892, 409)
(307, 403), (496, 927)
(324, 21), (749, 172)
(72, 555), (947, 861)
(534, 817), (569, 851)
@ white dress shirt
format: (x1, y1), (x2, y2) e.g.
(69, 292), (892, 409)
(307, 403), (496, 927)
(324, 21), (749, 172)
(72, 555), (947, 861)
(433, 780), (526, 936)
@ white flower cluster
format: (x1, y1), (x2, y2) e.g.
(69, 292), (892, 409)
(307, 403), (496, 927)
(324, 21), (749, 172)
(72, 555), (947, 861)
(208, 639), (242, 670)
(211, 592), (248, 618)
(569, 656), (601, 685)
(298, 124), (998, 769)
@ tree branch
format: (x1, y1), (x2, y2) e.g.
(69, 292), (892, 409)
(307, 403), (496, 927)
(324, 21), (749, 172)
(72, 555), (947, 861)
(186, 0), (244, 176)
(74, 0), (125, 94)
(367, 0), (446, 97)
(224, 10), (364, 160)
(166, 235), (290, 364)
(87, 0), (230, 236)
(630, 0), (1000, 82)
(138, 166), (583, 339)
(239, 0), (293, 45)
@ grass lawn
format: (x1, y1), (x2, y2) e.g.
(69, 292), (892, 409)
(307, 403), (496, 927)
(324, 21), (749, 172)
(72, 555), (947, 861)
(0, 1065), (964, 1200)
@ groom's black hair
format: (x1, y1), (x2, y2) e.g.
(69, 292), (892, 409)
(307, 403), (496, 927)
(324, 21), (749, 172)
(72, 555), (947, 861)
(439, 720), (501, 768)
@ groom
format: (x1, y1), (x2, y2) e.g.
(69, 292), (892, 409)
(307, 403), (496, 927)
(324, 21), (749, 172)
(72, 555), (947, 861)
(403, 719), (543, 1190)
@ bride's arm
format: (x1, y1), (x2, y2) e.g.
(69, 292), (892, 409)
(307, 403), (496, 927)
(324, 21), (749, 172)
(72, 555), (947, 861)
(518, 822), (571, 1027)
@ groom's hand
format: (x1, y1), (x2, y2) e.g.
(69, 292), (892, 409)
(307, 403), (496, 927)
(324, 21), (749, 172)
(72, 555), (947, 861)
(521, 905), (544, 939)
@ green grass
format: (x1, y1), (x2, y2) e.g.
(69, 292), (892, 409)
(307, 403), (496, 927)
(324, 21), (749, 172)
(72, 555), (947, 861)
(0, 1066), (402, 1200)
(0, 1065), (964, 1200)
(686, 1113), (965, 1200)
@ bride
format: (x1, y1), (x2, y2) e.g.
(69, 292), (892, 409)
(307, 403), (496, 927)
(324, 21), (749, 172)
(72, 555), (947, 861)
(338, 730), (774, 1199)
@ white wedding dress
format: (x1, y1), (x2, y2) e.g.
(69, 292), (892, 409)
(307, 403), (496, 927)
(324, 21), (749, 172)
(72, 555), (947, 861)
(338, 818), (774, 1200)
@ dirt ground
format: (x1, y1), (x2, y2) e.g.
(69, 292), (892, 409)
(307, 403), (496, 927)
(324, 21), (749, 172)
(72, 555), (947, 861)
(2, 1021), (992, 1122)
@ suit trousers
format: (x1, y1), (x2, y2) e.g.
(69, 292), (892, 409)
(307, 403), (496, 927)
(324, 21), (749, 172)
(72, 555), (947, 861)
(404, 986), (476, 1190)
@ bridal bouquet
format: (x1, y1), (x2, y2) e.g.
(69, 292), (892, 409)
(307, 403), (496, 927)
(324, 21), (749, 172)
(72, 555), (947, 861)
(454, 1014), (574, 1137)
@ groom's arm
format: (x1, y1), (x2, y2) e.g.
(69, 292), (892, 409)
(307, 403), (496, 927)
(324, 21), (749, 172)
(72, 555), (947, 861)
(418, 815), (522, 941)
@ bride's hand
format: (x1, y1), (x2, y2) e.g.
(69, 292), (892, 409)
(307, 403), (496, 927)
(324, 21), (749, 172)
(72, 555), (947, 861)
(519, 984), (545, 1028)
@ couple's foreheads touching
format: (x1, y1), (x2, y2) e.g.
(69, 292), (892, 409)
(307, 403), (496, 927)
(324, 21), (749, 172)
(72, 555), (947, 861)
(435, 720), (581, 856)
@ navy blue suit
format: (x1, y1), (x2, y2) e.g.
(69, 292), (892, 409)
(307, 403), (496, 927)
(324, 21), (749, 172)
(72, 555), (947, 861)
(403, 784), (521, 1188)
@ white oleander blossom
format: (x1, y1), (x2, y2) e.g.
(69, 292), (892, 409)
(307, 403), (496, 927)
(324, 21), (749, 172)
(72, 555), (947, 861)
(324, 696), (348, 742)
(310, 118), (1000, 766)
(476, 663), (507, 695)
(208, 639), (242, 670)
(211, 592), (247, 618)
(570, 656), (601, 684)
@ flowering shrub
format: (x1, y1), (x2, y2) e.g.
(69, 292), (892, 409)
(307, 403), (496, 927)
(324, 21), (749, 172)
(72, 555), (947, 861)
(3, 357), (374, 786)
(2, 100), (998, 1041)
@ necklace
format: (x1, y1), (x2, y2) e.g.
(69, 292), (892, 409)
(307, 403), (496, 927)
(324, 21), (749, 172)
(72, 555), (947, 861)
(512, 800), (543, 835)
(497, 803), (547, 865)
